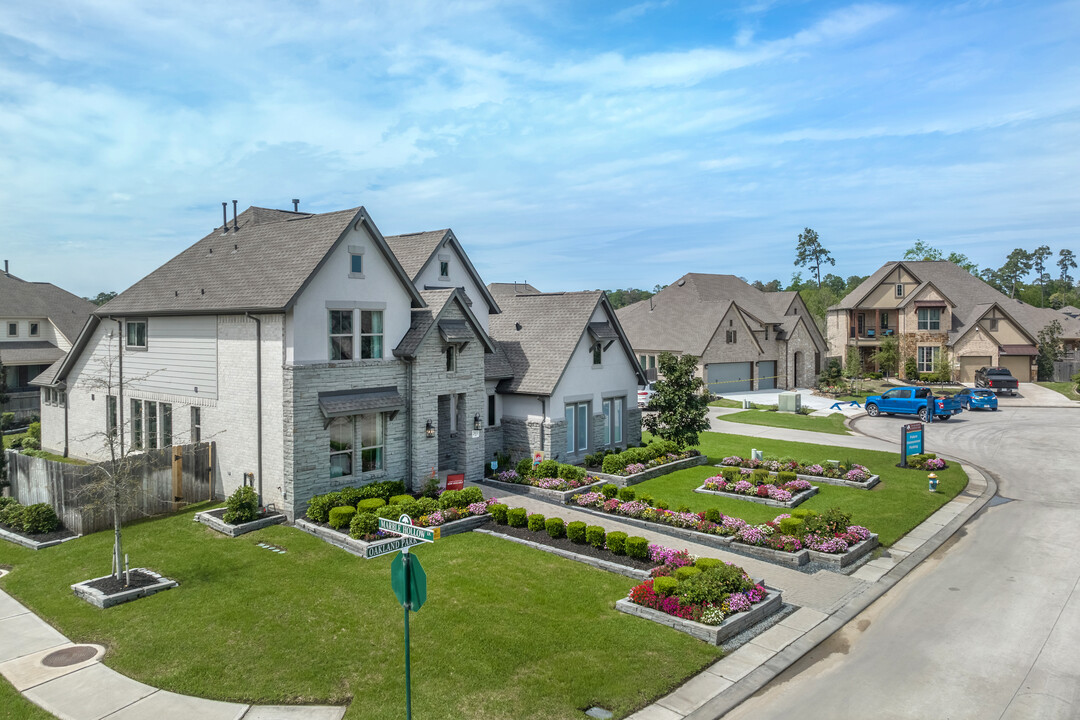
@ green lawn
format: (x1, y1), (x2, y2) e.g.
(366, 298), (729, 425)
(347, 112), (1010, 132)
(2, 432), (87, 464)
(0, 676), (54, 720)
(720, 410), (851, 436)
(0, 504), (721, 720)
(1037, 381), (1080, 402)
(632, 431), (967, 546)
(2, 432), (27, 449)
(708, 398), (743, 408)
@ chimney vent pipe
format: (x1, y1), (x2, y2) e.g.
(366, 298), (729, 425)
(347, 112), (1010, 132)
(232, 200), (239, 231)
(4, 260), (8, 276)
(222, 202), (229, 233)
(292, 199), (300, 212)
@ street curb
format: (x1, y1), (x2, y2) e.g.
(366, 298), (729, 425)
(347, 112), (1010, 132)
(681, 448), (998, 718)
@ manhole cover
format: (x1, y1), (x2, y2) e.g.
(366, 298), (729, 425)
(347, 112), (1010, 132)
(42, 646), (97, 667)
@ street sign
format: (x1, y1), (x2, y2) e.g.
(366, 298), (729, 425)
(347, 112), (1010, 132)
(365, 535), (425, 559)
(391, 551), (427, 611)
(378, 516), (439, 542)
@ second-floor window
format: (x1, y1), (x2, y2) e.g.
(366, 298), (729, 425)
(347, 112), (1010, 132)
(592, 343), (602, 365)
(29, 322), (39, 337)
(126, 320), (147, 349)
(446, 345), (456, 372)
(329, 310), (353, 360)
(361, 310), (383, 359)
(918, 308), (941, 331)
(725, 330), (737, 344)
(439, 260), (449, 278)
(895, 283), (904, 298)
(7, 322), (16, 337)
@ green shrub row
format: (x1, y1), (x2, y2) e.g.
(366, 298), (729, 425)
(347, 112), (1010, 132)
(306, 484), (483, 523)
(600, 439), (682, 474)
(488, 504), (649, 557)
(0, 497), (60, 535)
(512, 457), (587, 481)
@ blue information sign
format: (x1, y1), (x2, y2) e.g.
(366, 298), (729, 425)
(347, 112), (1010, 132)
(905, 427), (923, 455)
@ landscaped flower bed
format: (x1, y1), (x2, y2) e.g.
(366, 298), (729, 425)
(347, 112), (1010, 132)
(583, 440), (707, 487)
(195, 485), (287, 537)
(901, 453), (949, 471)
(696, 470), (817, 508)
(0, 497), (78, 550)
(718, 455), (880, 489)
(476, 468), (605, 504)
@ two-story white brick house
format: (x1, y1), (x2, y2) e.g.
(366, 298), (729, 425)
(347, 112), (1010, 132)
(33, 205), (644, 519)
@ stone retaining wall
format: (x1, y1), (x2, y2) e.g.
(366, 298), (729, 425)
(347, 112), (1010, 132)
(194, 509), (287, 538)
(568, 506), (734, 553)
(474, 477), (605, 505)
(693, 484), (819, 508)
(72, 569), (177, 609)
(808, 535), (879, 568)
(589, 454), (710, 487)
(714, 465), (880, 490)
(475, 528), (649, 580)
(0, 526), (80, 550)
(615, 586), (783, 645)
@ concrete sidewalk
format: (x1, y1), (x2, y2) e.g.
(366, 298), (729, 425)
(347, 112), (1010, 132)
(0, 570), (346, 720)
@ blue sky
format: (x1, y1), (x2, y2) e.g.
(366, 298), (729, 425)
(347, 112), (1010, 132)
(1, 0), (1078, 298)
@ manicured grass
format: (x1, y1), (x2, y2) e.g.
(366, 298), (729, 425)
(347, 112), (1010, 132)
(631, 431), (967, 546)
(708, 397), (743, 408)
(0, 504), (721, 719)
(0, 676), (54, 720)
(720, 410), (851, 436)
(1037, 381), (1080, 401)
(2, 432), (87, 464)
(2, 432), (27, 449)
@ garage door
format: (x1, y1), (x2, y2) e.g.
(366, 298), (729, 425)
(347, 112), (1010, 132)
(959, 356), (991, 383)
(757, 361), (777, 390)
(706, 362), (752, 394)
(999, 355), (1032, 383)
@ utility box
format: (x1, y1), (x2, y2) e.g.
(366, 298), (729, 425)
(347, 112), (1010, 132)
(778, 391), (802, 413)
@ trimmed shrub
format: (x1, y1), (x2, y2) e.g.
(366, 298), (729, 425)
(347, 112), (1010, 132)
(357, 498), (387, 513)
(601, 453), (625, 474)
(601, 483), (619, 499)
(507, 507), (528, 528)
(21, 503), (58, 535)
(625, 535), (649, 560)
(805, 507), (852, 536)
(586, 525), (605, 549)
(349, 512), (378, 539)
(339, 487), (365, 507)
(223, 485), (259, 525)
(375, 505), (399, 520)
(653, 576), (679, 597)
(704, 508), (721, 523)
(0, 501), (24, 527)
(489, 503), (509, 525)
(535, 459), (559, 478)
(676, 504), (691, 514)
(654, 499), (669, 510)
(752, 469), (769, 484)
(606, 531), (628, 555)
(545, 517), (566, 539)
(778, 471), (797, 484)
(20, 437), (40, 450)
(778, 517), (804, 536)
(566, 521), (587, 544)
(27, 421), (41, 441)
(618, 487), (636, 502)
(791, 508), (815, 519)
(515, 458), (534, 477)
(674, 566), (702, 581)
(440, 490), (478, 509)
(527, 513), (546, 532)
(328, 506), (356, 530)
(389, 494), (414, 506)
(721, 468), (738, 482)
(306, 492), (345, 523)
(695, 557), (722, 571)
(557, 464), (586, 482)
(461, 487), (485, 505)
(637, 493), (654, 506)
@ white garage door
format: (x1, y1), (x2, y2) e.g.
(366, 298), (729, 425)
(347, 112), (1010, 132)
(999, 355), (1031, 383)
(706, 362), (753, 394)
(757, 361), (777, 390)
(959, 356), (992, 383)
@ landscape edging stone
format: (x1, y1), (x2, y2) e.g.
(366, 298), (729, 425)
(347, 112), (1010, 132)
(0, 526), (81, 550)
(693, 484), (819, 508)
(71, 569), (178, 609)
(615, 586), (783, 645)
(590, 455), (710, 487)
(194, 509), (287, 537)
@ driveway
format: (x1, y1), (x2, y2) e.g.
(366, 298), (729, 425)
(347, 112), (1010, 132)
(982, 381), (1080, 408)
(721, 406), (1080, 720)
(714, 388), (865, 416)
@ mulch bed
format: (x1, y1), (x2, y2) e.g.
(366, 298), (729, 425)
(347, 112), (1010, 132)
(485, 524), (658, 572)
(204, 508), (284, 522)
(85, 569), (162, 594)
(0, 521), (77, 544)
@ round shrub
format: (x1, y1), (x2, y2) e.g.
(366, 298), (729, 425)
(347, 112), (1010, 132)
(778, 471), (797, 484)
(625, 535), (649, 560)
(328, 506), (356, 530)
(438, 490), (465, 509)
(752, 469), (769, 484)
(677, 504), (691, 514)
(375, 505), (399, 520)
(27, 421), (41, 441)
(535, 459), (559, 478)
(306, 492), (344, 523)
(339, 487), (364, 506)
(653, 576), (679, 597)
(223, 486), (260, 524)
(778, 517), (804, 536)
(515, 458), (534, 478)
(566, 521), (587, 544)
(21, 503), (59, 535)
(357, 498), (387, 513)
(601, 483), (619, 499)
(601, 453), (625, 474)
(349, 512), (378, 539)
(791, 508), (815, 520)
(674, 566), (702, 581)
(389, 494), (414, 506)
(721, 468), (738, 482)
(461, 487), (485, 505)
(586, 525), (606, 549)
(638, 493), (654, 506)
(507, 507), (528, 528)
(0, 501), (25, 528)
(527, 513), (546, 532)
(545, 517), (566, 539)
(695, 557), (722, 571)
(704, 508), (721, 523)
(489, 503), (509, 525)
(606, 531), (628, 555)
(654, 499), (670, 511)
(618, 487), (636, 502)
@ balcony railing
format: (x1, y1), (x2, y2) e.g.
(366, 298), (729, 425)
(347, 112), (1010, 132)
(849, 327), (895, 340)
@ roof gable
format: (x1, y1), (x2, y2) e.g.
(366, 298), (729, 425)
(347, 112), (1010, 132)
(384, 229), (501, 315)
(0, 272), (96, 343)
(394, 288), (495, 359)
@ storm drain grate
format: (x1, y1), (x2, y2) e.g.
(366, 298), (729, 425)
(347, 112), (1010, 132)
(256, 542), (287, 554)
(42, 646), (97, 667)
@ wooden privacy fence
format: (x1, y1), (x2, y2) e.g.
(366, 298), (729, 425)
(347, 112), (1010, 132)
(4, 442), (214, 536)
(1052, 360), (1080, 383)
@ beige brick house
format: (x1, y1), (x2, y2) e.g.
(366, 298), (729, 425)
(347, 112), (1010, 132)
(827, 260), (1080, 382)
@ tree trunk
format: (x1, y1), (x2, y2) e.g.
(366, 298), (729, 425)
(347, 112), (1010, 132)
(112, 490), (123, 583)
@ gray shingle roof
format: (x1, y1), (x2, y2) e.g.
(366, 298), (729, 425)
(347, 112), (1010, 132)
(384, 230), (448, 279)
(485, 342), (515, 380)
(0, 271), (96, 344)
(318, 387), (404, 419)
(98, 206), (424, 315)
(615, 274), (809, 356)
(834, 261), (1080, 344)
(0, 341), (66, 366)
(30, 355), (67, 387)
(393, 288), (494, 359)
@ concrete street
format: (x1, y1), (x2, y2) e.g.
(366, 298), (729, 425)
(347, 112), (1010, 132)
(721, 406), (1080, 720)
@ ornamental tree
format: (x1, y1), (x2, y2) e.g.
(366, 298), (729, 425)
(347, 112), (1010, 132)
(642, 352), (710, 450)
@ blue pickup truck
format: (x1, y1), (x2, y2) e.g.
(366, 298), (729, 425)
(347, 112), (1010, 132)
(864, 387), (963, 422)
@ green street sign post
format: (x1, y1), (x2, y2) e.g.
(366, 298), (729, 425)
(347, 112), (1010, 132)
(383, 514), (432, 720)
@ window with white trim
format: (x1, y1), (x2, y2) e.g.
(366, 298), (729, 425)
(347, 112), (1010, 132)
(602, 398), (624, 446)
(359, 413), (384, 473)
(7, 322), (17, 337)
(917, 346), (940, 373)
(565, 402), (589, 453)
(146, 401), (159, 449)
(126, 320), (147, 349)
(161, 403), (172, 446)
(917, 307), (941, 331)
(29, 322), (39, 337)
(131, 399), (144, 450)
(329, 310), (353, 360)
(895, 284), (904, 298)
(329, 417), (353, 478)
(360, 310), (383, 359)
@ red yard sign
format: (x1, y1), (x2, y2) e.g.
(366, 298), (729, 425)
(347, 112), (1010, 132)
(445, 473), (465, 491)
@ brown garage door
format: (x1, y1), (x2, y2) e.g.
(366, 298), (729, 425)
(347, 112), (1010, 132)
(999, 355), (1032, 383)
(959, 356), (992, 383)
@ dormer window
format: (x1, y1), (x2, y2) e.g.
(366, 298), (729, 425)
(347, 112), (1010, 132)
(126, 320), (147, 349)
(439, 260), (449, 278)
(6, 322), (16, 337)
(895, 283), (904, 298)
(29, 322), (39, 337)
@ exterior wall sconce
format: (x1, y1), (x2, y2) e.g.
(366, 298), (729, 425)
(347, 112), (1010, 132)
(425, 420), (435, 438)
(473, 413), (482, 431)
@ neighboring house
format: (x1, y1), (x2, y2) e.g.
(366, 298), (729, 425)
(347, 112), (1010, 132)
(0, 262), (95, 421)
(615, 274), (827, 394)
(32, 205), (642, 519)
(487, 283), (646, 465)
(827, 261), (1080, 382)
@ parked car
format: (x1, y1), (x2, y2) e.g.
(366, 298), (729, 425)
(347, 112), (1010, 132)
(954, 387), (999, 411)
(637, 383), (656, 408)
(974, 366), (1019, 395)
(864, 387), (964, 422)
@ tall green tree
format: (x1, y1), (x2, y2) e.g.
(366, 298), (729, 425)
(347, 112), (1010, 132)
(85, 291), (118, 306)
(603, 288), (655, 310)
(1032, 245), (1052, 306)
(1059, 249), (1077, 290)
(1036, 320), (1064, 381)
(871, 336), (899, 377)
(641, 352), (710, 450)
(794, 227), (834, 289)
(903, 240), (943, 261)
(998, 248), (1033, 298)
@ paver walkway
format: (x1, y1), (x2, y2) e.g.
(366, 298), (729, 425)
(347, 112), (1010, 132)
(0, 570), (346, 720)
